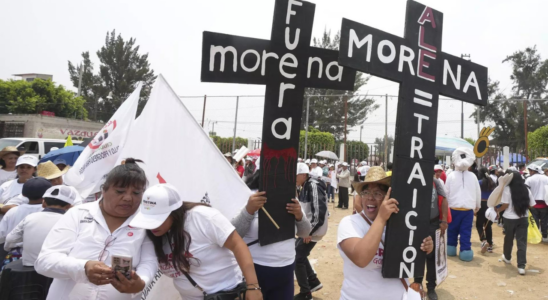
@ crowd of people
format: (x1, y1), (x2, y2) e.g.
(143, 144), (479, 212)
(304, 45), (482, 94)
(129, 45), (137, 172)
(0, 143), (544, 300)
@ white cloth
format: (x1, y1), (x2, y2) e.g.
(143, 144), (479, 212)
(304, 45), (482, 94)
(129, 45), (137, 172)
(525, 174), (548, 201)
(0, 204), (43, 244)
(35, 201), (158, 300)
(0, 180), (24, 205)
(5, 194), (29, 206)
(159, 206), (241, 300)
(436, 178), (447, 195)
(0, 169), (16, 186)
(5, 210), (65, 266)
(337, 214), (406, 300)
(490, 174), (498, 185)
(359, 165), (370, 177)
(500, 186), (536, 219)
(445, 171), (481, 210)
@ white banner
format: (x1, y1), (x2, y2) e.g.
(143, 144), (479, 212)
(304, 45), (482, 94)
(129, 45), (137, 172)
(64, 83), (142, 198)
(435, 229), (448, 285)
(117, 75), (251, 220)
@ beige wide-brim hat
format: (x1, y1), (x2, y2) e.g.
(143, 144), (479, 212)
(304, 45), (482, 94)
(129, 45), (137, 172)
(487, 173), (513, 207)
(0, 146), (25, 160)
(352, 166), (392, 192)
(37, 161), (70, 180)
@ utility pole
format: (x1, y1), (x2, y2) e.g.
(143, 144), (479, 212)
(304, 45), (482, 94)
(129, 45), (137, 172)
(524, 100), (529, 162)
(232, 96), (239, 153)
(304, 96), (310, 159)
(201, 95), (207, 127)
(344, 95), (348, 161)
(384, 94), (388, 169)
(460, 54), (471, 139)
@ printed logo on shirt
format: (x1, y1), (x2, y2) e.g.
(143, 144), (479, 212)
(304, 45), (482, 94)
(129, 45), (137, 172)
(80, 216), (94, 223)
(128, 232), (134, 237)
(372, 248), (384, 266)
(143, 197), (156, 210)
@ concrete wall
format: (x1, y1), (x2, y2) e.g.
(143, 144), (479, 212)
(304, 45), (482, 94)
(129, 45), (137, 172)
(0, 114), (104, 139)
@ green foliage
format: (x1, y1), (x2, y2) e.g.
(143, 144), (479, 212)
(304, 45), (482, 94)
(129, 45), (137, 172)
(302, 29), (379, 141)
(69, 30), (156, 121)
(210, 135), (248, 153)
(463, 137), (476, 145)
(373, 136), (394, 156)
(528, 125), (548, 153)
(0, 79), (87, 118)
(346, 140), (369, 161)
(299, 127), (335, 158)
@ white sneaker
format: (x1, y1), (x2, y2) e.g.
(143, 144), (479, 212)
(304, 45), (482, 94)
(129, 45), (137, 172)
(518, 268), (525, 275)
(501, 255), (511, 264)
(542, 237), (548, 243)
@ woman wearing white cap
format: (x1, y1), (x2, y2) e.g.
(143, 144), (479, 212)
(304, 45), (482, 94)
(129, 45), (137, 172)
(0, 154), (38, 215)
(35, 159), (158, 300)
(129, 184), (263, 300)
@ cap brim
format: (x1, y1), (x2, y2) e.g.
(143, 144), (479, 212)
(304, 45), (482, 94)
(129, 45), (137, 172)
(129, 210), (171, 230)
(352, 176), (392, 192)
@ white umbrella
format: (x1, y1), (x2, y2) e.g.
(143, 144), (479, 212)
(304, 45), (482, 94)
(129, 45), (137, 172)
(316, 150), (339, 160)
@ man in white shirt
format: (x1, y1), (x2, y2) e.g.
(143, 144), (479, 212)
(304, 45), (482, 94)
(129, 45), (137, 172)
(525, 165), (548, 242)
(5, 185), (76, 266)
(359, 161), (370, 181)
(0, 177), (52, 244)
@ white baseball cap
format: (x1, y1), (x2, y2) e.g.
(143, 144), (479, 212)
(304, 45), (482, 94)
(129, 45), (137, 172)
(342, 162), (349, 167)
(298, 158), (303, 162)
(311, 158), (318, 164)
(16, 155), (38, 167)
(305, 159), (310, 164)
(130, 183), (183, 230)
(297, 162), (310, 175)
(43, 185), (78, 205)
(434, 165), (443, 171)
(527, 164), (542, 173)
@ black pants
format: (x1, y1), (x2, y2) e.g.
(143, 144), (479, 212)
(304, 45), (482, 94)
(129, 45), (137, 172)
(530, 206), (548, 238)
(254, 263), (295, 300)
(476, 201), (493, 245)
(295, 238), (318, 294)
(415, 218), (439, 290)
(338, 187), (349, 208)
(503, 217), (528, 269)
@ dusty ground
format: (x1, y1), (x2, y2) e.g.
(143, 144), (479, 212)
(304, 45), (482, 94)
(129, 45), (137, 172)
(299, 196), (548, 300)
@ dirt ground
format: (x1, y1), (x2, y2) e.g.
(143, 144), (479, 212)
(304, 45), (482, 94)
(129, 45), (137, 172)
(298, 195), (548, 300)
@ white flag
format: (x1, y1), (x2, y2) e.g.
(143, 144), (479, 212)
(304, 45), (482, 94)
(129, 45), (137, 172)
(65, 83), (142, 198)
(118, 75), (250, 220)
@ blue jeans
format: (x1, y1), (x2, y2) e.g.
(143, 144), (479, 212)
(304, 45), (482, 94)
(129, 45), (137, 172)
(254, 262), (295, 300)
(327, 185), (335, 200)
(448, 209), (474, 251)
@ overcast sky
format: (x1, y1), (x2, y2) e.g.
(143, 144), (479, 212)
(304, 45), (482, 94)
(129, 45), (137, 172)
(2, 0), (547, 146)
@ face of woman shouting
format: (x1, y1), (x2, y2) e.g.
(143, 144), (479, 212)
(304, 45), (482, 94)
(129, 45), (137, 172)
(359, 183), (389, 221)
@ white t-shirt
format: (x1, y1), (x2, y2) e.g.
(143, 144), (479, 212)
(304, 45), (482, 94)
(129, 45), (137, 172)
(4, 210), (65, 266)
(525, 174), (548, 201)
(0, 180), (24, 205)
(160, 206), (241, 300)
(360, 165), (370, 177)
(501, 186), (536, 219)
(0, 204), (43, 243)
(0, 169), (16, 186)
(337, 214), (406, 300)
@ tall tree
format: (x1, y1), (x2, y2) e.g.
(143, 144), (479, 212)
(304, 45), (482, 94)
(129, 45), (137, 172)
(68, 30), (156, 121)
(474, 46), (548, 149)
(374, 136), (394, 157)
(302, 29), (379, 141)
(0, 79), (87, 118)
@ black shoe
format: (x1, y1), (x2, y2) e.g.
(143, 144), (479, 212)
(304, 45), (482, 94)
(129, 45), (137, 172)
(308, 277), (323, 292)
(427, 289), (438, 300)
(294, 292), (312, 300)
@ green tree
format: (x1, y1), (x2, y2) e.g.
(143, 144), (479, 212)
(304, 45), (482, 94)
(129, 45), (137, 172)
(69, 30), (156, 121)
(463, 137), (476, 145)
(474, 46), (548, 149)
(211, 136), (248, 154)
(0, 79), (87, 118)
(346, 140), (369, 162)
(528, 125), (548, 157)
(299, 127), (335, 158)
(374, 136), (394, 157)
(302, 29), (379, 141)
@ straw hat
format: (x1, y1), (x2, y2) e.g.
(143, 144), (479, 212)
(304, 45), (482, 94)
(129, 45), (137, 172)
(352, 166), (391, 192)
(0, 146), (25, 160)
(37, 161), (70, 180)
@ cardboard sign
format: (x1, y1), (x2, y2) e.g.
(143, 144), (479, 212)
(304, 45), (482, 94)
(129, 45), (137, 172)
(435, 229), (448, 285)
(474, 127), (494, 158)
(338, 0), (488, 278)
(201, 0), (356, 245)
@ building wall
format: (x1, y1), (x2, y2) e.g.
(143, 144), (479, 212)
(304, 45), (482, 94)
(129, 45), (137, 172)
(0, 114), (103, 139)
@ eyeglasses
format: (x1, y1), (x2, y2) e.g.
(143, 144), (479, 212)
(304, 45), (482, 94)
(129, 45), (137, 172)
(358, 190), (385, 200)
(98, 235), (117, 262)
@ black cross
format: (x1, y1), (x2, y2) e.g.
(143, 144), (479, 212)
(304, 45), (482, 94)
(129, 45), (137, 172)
(201, 0), (356, 246)
(338, 0), (488, 278)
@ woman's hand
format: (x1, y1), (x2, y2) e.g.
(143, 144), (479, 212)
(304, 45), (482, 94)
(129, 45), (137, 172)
(286, 198), (303, 221)
(420, 236), (434, 254)
(377, 188), (399, 223)
(110, 270), (146, 294)
(246, 192), (267, 215)
(246, 288), (263, 300)
(84, 261), (114, 286)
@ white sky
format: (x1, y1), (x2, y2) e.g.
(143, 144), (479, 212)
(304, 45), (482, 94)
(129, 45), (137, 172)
(1, 0), (547, 146)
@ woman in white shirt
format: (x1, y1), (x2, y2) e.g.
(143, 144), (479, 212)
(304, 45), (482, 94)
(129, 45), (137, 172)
(0, 154), (38, 215)
(36, 158), (158, 300)
(129, 184), (262, 300)
(0, 146), (23, 185)
(495, 170), (536, 275)
(338, 167), (433, 300)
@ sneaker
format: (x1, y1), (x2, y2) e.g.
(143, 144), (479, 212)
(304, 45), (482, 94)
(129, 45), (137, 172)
(309, 278), (323, 293)
(497, 223), (503, 228)
(487, 246), (493, 253)
(294, 292), (312, 300)
(501, 254), (511, 264)
(543, 237), (548, 243)
(427, 289), (438, 300)
(518, 268), (525, 275)
(480, 241), (488, 254)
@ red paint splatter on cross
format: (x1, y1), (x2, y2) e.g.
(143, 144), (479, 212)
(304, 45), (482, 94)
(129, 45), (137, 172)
(262, 143), (297, 190)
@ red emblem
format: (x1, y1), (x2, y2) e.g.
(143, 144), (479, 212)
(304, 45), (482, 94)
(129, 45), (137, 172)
(128, 232), (134, 237)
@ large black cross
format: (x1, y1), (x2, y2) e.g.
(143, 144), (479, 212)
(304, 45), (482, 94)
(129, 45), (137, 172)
(338, 0), (488, 278)
(201, 0), (356, 246)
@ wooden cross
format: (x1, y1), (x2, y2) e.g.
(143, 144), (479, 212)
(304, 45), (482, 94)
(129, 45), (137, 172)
(338, 0), (488, 278)
(201, 0), (356, 246)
